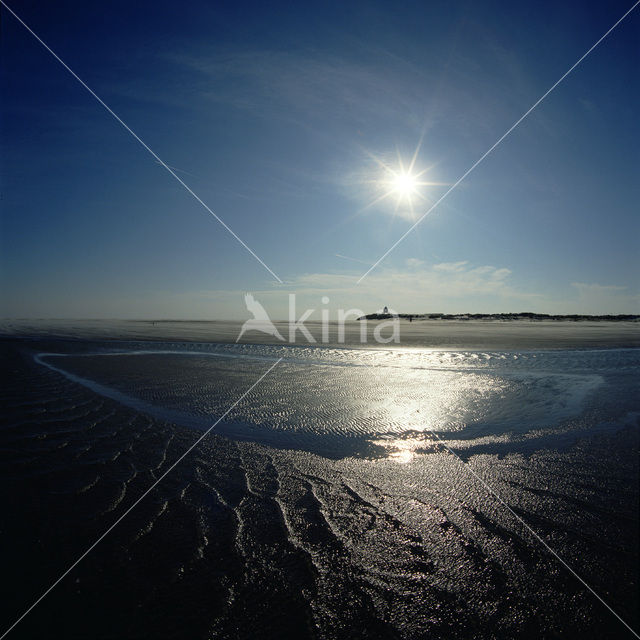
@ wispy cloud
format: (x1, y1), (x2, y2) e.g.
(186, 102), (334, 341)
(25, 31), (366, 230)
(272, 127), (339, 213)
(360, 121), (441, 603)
(170, 49), (426, 128)
(255, 261), (542, 318)
(432, 260), (468, 272)
(13, 267), (636, 320)
(571, 282), (627, 293)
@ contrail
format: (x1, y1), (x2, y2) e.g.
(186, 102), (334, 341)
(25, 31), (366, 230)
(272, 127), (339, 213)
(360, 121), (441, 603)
(0, 0), (283, 283)
(335, 253), (371, 265)
(154, 159), (198, 179)
(357, 0), (640, 284)
(0, 357), (282, 639)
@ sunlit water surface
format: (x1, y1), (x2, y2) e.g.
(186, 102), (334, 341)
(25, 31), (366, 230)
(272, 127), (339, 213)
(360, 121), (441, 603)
(2, 339), (639, 638)
(36, 343), (639, 460)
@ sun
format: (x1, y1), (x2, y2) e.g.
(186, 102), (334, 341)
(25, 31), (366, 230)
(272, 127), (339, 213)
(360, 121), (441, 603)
(358, 140), (447, 220)
(376, 159), (432, 216)
(391, 171), (419, 199)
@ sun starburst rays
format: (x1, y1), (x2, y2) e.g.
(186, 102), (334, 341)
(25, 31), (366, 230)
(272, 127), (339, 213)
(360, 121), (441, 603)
(360, 144), (445, 220)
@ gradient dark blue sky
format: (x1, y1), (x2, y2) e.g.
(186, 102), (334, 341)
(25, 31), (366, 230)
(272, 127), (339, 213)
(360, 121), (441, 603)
(1, 0), (638, 318)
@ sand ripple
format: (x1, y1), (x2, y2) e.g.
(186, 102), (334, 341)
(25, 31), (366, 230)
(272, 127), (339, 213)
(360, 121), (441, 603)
(0, 341), (637, 638)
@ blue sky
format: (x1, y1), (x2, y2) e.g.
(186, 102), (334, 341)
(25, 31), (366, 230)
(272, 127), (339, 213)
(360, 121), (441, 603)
(1, 0), (638, 319)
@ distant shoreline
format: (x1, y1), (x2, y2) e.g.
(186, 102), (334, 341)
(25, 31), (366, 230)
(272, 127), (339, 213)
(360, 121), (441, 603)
(358, 312), (640, 322)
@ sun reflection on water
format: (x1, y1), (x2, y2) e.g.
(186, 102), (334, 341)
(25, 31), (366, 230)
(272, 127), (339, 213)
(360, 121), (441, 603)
(372, 435), (441, 463)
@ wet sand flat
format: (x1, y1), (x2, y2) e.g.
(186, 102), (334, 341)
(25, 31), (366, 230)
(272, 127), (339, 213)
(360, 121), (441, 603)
(0, 331), (638, 639)
(3, 318), (639, 349)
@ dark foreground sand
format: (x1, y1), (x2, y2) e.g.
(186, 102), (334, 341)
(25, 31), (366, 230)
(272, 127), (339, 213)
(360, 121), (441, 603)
(0, 331), (638, 639)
